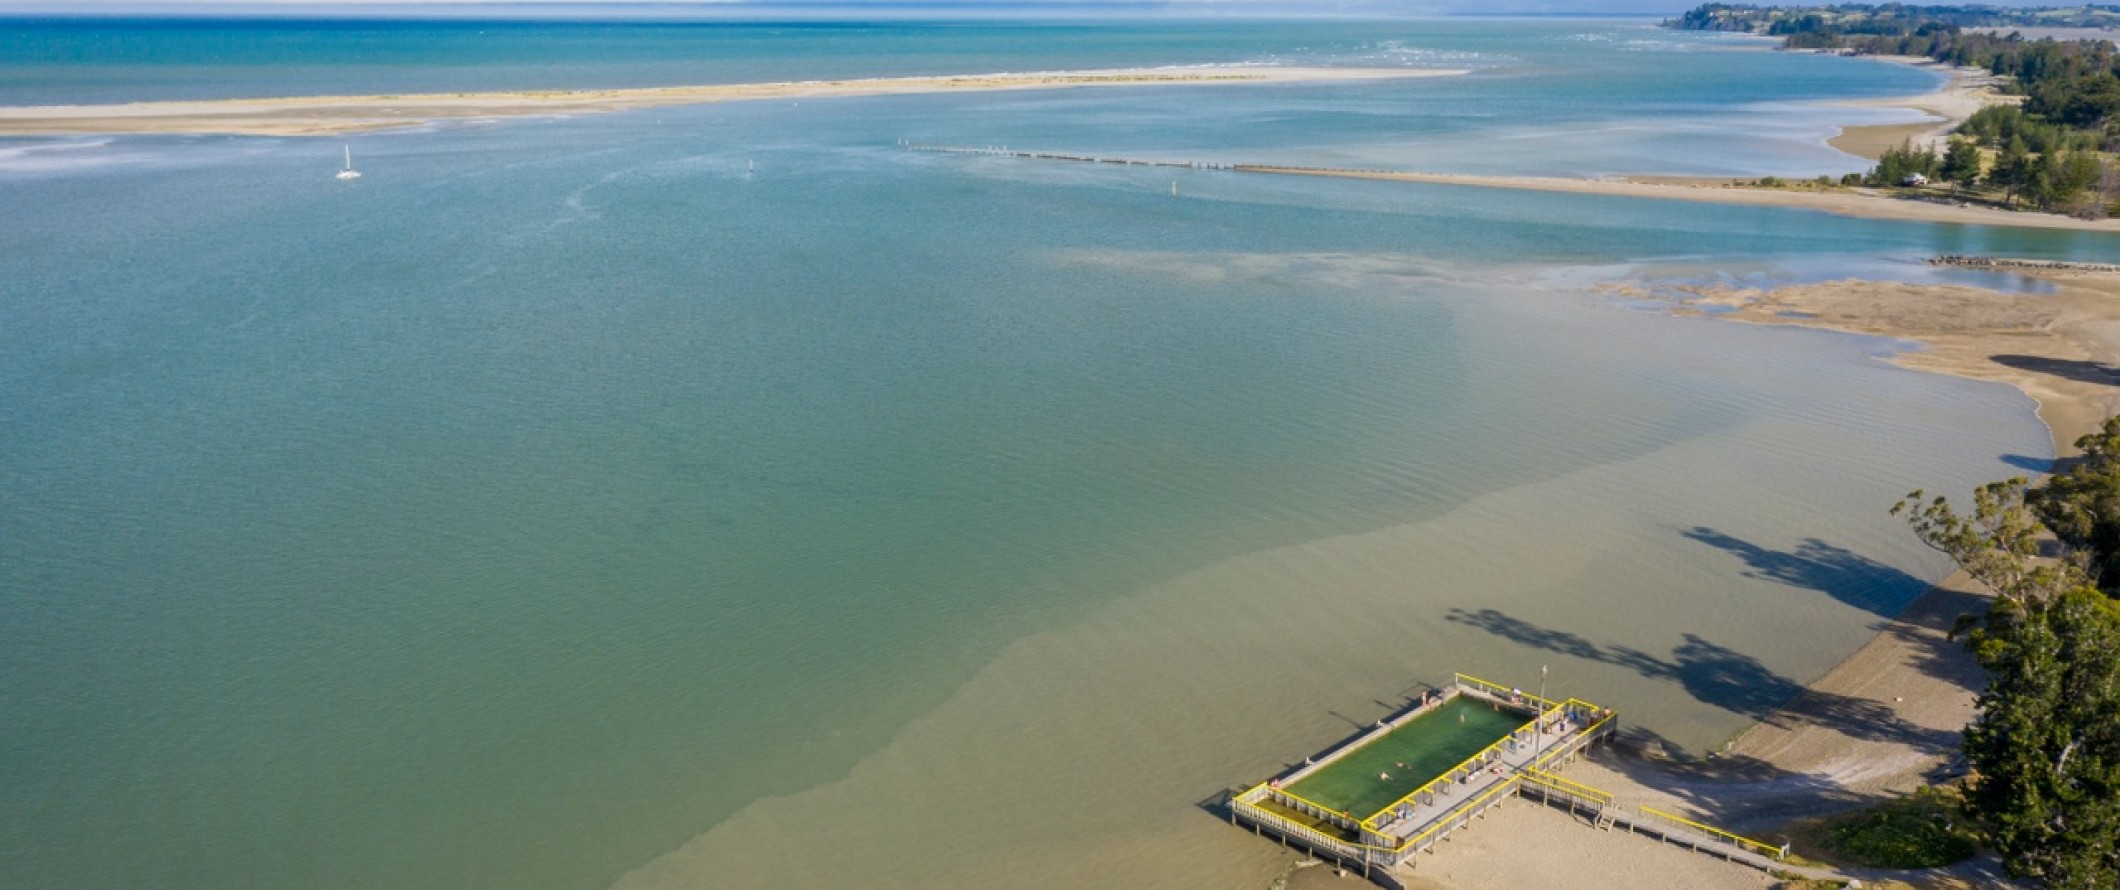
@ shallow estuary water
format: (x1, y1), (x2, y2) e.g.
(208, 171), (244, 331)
(1, 15), (2108, 890)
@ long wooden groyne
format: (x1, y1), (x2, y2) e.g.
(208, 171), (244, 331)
(896, 141), (1439, 181)
(901, 141), (1237, 170)
(1930, 255), (2120, 273)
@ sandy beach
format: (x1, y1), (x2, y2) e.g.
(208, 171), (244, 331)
(0, 66), (1460, 137)
(1242, 166), (2120, 232)
(1287, 802), (1782, 890)
(1828, 57), (2007, 158)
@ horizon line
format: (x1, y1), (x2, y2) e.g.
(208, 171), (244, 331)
(0, 2), (1692, 20)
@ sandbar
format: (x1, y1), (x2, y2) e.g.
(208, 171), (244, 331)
(1641, 267), (2120, 449)
(0, 67), (1463, 137)
(1827, 56), (2008, 158)
(1241, 165), (2120, 232)
(1237, 56), (2113, 233)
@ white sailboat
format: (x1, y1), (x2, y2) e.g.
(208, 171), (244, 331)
(335, 145), (361, 181)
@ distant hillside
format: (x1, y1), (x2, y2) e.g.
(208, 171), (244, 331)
(1665, 4), (2120, 217)
(1668, 4), (2120, 39)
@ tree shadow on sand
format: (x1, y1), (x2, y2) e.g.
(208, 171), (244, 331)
(1445, 608), (1975, 840)
(1990, 353), (2120, 386)
(1681, 527), (1925, 619)
(1584, 723), (1871, 835)
(1872, 581), (1992, 691)
(1444, 608), (1960, 755)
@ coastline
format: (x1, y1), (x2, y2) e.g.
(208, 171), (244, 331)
(1561, 264), (2120, 886)
(1326, 53), (2097, 890)
(8, 18), (2111, 890)
(1826, 55), (2006, 159)
(12, 28), (2100, 890)
(1386, 265), (2116, 890)
(0, 67), (1462, 137)
(1240, 166), (2120, 232)
(1640, 268), (2120, 452)
(1250, 56), (2063, 233)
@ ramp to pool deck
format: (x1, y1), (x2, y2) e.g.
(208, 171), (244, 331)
(1442, 770), (1845, 887)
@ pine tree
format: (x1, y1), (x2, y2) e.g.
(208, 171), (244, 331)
(2058, 150), (2104, 214)
(1871, 140), (1942, 186)
(1941, 137), (1983, 191)
(2030, 150), (2067, 209)
(1989, 136), (2035, 206)
(1961, 589), (2120, 889)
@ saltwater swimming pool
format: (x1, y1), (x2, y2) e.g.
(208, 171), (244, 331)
(1288, 695), (1531, 819)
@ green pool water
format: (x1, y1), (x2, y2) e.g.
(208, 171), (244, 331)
(1288, 696), (1531, 819)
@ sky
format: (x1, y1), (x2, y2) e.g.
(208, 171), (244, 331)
(0, 0), (1757, 16)
(0, 0), (2079, 16)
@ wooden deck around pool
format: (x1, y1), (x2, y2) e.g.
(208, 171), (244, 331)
(1228, 674), (1614, 878)
(1224, 673), (1799, 886)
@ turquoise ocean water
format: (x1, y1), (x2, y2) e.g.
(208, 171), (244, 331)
(3, 16), (2114, 890)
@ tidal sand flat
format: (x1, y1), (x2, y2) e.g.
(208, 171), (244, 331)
(1634, 266), (2120, 447)
(0, 67), (1460, 137)
(1823, 56), (2003, 158)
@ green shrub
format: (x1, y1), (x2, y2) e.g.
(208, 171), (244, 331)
(1812, 787), (1978, 870)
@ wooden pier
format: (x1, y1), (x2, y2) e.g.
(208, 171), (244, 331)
(1226, 674), (1806, 888)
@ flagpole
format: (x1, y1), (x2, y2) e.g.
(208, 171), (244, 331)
(1533, 664), (1548, 765)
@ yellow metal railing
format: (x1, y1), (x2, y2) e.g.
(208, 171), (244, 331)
(1233, 675), (1623, 865)
(1233, 787), (1389, 859)
(1360, 687), (1611, 829)
(1360, 713), (1533, 828)
(1639, 806), (1787, 860)
(1247, 784), (1375, 850)
(1519, 768), (1614, 805)
(1238, 775), (1521, 860)
(1454, 672), (1560, 712)
(1242, 784), (1787, 869)
(1270, 786), (1355, 824)
(1529, 705), (1615, 770)
(1397, 772), (1519, 849)
(1238, 796), (1366, 855)
(1276, 688), (1459, 798)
